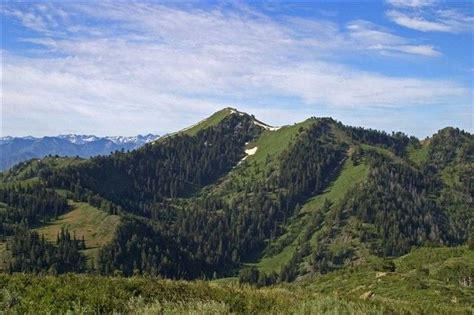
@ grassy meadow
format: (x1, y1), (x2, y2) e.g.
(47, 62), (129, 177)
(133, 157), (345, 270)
(34, 201), (121, 262)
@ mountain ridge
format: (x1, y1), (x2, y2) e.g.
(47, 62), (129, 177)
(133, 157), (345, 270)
(0, 133), (159, 145)
(0, 108), (471, 287)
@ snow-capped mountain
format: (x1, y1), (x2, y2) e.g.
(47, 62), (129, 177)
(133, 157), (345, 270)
(57, 135), (101, 145)
(105, 134), (159, 145)
(55, 134), (159, 146)
(0, 134), (159, 171)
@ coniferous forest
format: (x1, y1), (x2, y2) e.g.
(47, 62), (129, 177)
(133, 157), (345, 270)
(0, 108), (472, 313)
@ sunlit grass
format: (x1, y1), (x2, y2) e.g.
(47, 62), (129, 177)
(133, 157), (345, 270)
(34, 200), (121, 262)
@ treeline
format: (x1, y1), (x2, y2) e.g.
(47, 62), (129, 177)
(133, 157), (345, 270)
(340, 122), (412, 155)
(7, 227), (86, 274)
(0, 184), (69, 236)
(97, 219), (209, 278)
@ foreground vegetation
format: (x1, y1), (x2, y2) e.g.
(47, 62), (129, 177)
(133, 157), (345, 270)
(0, 274), (386, 314)
(307, 246), (474, 314)
(1, 246), (472, 314)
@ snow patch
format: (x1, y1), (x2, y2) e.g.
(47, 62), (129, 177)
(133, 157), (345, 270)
(253, 120), (280, 131)
(245, 147), (258, 156)
(237, 146), (258, 165)
(228, 108), (245, 116)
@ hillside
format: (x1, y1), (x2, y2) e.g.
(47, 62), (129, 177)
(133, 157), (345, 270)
(34, 200), (120, 263)
(0, 108), (472, 312)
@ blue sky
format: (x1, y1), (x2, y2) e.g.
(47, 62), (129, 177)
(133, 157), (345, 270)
(1, 0), (473, 138)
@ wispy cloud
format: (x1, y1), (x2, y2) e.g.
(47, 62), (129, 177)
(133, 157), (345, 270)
(3, 4), (70, 35)
(346, 20), (440, 56)
(387, 9), (474, 33)
(386, 0), (438, 8)
(386, 0), (474, 33)
(1, 2), (470, 136)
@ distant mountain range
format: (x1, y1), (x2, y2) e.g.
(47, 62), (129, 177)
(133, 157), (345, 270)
(0, 134), (159, 170)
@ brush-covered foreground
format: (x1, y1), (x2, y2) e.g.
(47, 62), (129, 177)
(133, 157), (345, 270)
(0, 274), (385, 314)
(1, 246), (472, 314)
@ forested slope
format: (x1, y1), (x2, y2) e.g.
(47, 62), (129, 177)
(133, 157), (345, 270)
(0, 108), (472, 285)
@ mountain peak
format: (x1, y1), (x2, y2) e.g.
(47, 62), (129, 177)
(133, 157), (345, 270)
(163, 107), (246, 138)
(219, 107), (280, 131)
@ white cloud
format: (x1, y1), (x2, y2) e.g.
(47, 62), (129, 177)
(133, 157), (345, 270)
(2, 4), (70, 35)
(346, 20), (441, 56)
(1, 3), (469, 136)
(386, 0), (474, 34)
(387, 9), (473, 33)
(253, 63), (466, 107)
(436, 9), (474, 32)
(395, 44), (440, 56)
(386, 0), (437, 8)
(387, 10), (449, 32)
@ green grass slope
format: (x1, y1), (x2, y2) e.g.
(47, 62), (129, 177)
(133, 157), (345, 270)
(301, 156), (368, 214)
(0, 156), (85, 182)
(207, 118), (316, 199)
(230, 118), (317, 185)
(177, 107), (235, 137)
(256, 156), (369, 273)
(34, 200), (120, 262)
(244, 119), (316, 168)
(406, 140), (430, 165)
